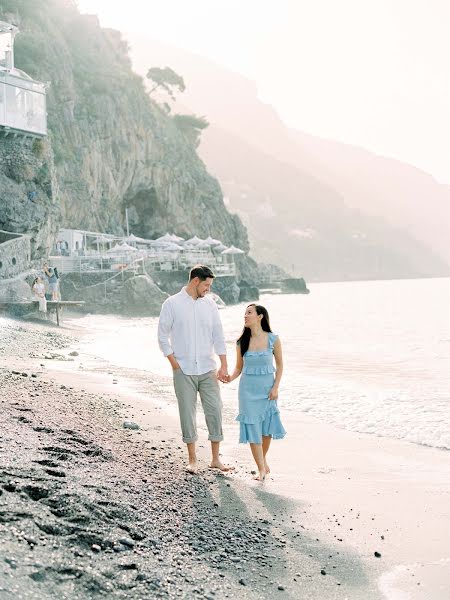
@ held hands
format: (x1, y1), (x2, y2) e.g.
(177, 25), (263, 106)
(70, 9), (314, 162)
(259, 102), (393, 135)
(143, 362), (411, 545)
(217, 367), (230, 384)
(268, 386), (279, 400)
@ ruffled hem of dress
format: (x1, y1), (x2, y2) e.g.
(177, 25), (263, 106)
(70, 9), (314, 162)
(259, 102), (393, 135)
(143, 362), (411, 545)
(235, 403), (286, 443)
(241, 365), (275, 375)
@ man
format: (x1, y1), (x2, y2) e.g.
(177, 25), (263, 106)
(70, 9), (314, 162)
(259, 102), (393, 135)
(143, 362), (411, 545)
(158, 264), (233, 474)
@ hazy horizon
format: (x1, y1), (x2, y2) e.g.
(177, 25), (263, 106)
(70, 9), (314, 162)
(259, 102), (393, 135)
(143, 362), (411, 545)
(77, 0), (450, 185)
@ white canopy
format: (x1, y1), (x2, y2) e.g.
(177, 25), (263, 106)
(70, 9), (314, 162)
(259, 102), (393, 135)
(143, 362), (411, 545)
(92, 235), (113, 244)
(185, 235), (205, 245)
(204, 236), (222, 246)
(106, 243), (138, 253)
(123, 233), (146, 243)
(159, 242), (184, 251)
(196, 241), (214, 249)
(221, 245), (245, 255)
(155, 233), (173, 243)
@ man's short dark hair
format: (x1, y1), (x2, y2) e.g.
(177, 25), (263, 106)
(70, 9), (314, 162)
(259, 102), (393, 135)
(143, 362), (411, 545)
(189, 264), (215, 281)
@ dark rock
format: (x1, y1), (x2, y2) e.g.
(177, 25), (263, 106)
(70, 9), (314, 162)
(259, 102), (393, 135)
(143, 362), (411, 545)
(123, 421), (140, 430)
(280, 278), (310, 294)
(118, 275), (169, 317)
(239, 579), (246, 586)
(118, 537), (135, 548)
(29, 570), (47, 582)
(239, 285), (259, 302)
(374, 551), (382, 558)
(321, 569), (326, 575)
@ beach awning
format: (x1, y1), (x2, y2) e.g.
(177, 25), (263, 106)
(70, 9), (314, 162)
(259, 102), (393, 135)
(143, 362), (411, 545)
(155, 233), (175, 243)
(160, 242), (183, 251)
(185, 235), (205, 245)
(204, 236), (222, 246)
(213, 243), (227, 253)
(196, 241), (214, 249)
(106, 243), (138, 253)
(221, 245), (245, 255)
(123, 233), (146, 244)
(92, 235), (113, 244)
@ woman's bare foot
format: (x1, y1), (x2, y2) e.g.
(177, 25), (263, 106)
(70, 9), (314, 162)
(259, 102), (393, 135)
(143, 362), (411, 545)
(209, 461), (235, 472)
(186, 461), (198, 474)
(264, 461), (270, 475)
(253, 470), (266, 482)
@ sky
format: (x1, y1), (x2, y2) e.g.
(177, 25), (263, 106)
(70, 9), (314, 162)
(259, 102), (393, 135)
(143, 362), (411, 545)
(77, 0), (450, 184)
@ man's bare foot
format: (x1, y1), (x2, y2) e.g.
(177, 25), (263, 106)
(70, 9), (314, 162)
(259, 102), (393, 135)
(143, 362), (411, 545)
(209, 461), (235, 472)
(186, 462), (198, 474)
(253, 470), (266, 481)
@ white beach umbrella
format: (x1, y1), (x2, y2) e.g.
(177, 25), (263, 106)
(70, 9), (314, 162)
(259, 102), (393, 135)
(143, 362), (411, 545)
(106, 244), (124, 254)
(204, 236), (222, 246)
(185, 235), (205, 246)
(161, 242), (183, 251)
(123, 233), (146, 244)
(106, 243), (137, 253)
(196, 241), (213, 249)
(155, 233), (174, 243)
(213, 243), (227, 253)
(120, 242), (139, 252)
(92, 235), (112, 244)
(221, 245), (245, 255)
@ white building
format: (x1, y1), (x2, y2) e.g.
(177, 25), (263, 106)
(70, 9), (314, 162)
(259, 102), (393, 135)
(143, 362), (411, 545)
(0, 21), (47, 137)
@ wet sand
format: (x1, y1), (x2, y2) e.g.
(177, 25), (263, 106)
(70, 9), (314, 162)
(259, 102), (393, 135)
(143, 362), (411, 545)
(0, 316), (449, 599)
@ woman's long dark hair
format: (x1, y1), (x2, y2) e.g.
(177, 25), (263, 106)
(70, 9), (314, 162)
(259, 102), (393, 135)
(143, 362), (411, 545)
(237, 304), (272, 356)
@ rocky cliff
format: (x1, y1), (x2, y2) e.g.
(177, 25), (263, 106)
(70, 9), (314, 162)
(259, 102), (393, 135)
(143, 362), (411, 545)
(0, 0), (248, 259)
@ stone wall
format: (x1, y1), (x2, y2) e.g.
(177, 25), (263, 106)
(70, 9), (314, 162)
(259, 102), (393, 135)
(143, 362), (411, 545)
(60, 271), (167, 316)
(0, 231), (31, 279)
(0, 135), (58, 258)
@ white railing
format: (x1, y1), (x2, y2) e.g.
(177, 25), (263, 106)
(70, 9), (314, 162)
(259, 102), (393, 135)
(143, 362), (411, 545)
(48, 254), (144, 275)
(48, 253), (236, 277)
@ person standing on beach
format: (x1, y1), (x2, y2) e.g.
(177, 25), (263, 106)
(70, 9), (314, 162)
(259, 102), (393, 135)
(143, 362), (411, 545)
(43, 263), (60, 301)
(228, 304), (286, 481)
(31, 276), (47, 316)
(158, 264), (234, 474)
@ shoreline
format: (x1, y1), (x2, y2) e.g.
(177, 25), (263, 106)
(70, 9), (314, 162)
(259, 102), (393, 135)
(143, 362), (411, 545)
(1, 315), (449, 599)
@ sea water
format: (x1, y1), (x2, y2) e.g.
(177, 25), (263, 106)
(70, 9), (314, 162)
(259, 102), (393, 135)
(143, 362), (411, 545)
(75, 277), (450, 450)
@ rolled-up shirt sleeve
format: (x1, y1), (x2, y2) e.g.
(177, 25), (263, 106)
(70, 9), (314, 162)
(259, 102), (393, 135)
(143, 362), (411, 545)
(158, 299), (174, 357)
(211, 303), (226, 356)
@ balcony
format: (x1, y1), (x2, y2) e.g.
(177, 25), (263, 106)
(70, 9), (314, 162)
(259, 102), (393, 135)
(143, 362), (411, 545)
(0, 21), (47, 137)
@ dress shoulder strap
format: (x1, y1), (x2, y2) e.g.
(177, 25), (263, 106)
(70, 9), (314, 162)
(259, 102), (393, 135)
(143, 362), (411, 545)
(268, 332), (279, 350)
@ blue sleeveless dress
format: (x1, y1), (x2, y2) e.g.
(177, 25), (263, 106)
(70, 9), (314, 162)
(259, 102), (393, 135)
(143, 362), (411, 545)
(236, 332), (286, 444)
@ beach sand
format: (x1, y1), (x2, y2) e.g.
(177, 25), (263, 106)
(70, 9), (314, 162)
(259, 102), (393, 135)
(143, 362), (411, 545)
(0, 316), (449, 599)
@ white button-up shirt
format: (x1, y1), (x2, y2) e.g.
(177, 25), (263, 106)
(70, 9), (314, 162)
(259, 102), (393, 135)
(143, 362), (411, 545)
(157, 287), (227, 375)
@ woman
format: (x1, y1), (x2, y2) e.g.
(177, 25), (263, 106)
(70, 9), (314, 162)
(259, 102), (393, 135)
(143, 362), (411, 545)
(228, 304), (286, 481)
(32, 276), (47, 315)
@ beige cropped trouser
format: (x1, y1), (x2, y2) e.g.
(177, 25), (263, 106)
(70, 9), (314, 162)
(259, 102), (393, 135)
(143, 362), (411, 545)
(172, 369), (223, 444)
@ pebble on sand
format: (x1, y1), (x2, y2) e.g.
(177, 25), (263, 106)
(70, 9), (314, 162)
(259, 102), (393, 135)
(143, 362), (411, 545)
(123, 421), (140, 430)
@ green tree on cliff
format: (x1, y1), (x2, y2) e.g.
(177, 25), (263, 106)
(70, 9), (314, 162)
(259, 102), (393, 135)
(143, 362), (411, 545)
(173, 114), (209, 148)
(146, 66), (185, 100)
